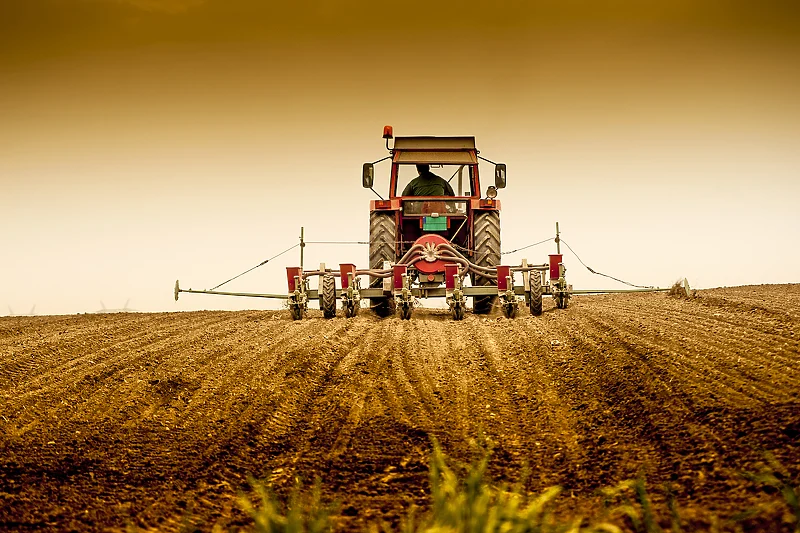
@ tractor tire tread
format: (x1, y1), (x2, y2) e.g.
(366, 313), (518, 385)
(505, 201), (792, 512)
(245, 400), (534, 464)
(321, 273), (336, 319)
(472, 211), (501, 314)
(369, 212), (397, 317)
(530, 270), (543, 316)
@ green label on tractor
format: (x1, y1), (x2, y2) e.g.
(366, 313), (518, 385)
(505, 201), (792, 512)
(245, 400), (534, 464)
(423, 217), (448, 231)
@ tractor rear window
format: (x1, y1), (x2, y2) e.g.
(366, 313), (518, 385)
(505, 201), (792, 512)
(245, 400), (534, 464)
(403, 200), (467, 216)
(397, 164), (473, 197)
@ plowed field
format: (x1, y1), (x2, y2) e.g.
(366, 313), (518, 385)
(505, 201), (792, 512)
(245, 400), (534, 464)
(1, 285), (798, 531)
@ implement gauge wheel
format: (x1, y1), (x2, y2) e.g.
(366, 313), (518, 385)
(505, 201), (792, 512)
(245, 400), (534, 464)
(369, 212), (397, 318)
(320, 273), (337, 319)
(472, 211), (500, 314)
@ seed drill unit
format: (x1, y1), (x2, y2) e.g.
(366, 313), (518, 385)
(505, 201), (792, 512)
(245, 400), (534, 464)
(175, 126), (573, 320)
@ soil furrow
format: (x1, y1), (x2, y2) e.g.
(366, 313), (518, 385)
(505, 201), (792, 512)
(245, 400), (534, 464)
(581, 314), (791, 406)
(591, 297), (800, 368)
(1, 286), (798, 532)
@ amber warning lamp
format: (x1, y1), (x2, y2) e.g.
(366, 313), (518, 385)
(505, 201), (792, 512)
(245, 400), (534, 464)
(383, 125), (394, 150)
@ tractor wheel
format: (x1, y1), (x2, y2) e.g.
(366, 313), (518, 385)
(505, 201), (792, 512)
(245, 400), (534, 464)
(529, 269), (543, 316)
(320, 273), (336, 319)
(369, 212), (397, 318)
(472, 211), (500, 314)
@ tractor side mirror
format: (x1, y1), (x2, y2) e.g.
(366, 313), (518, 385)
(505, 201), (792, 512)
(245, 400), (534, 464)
(362, 163), (374, 188)
(494, 164), (507, 189)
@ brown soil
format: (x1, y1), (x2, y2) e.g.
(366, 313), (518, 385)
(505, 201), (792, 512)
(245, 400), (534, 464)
(1, 285), (798, 531)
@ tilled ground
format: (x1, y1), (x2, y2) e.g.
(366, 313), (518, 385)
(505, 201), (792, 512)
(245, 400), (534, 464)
(1, 285), (798, 531)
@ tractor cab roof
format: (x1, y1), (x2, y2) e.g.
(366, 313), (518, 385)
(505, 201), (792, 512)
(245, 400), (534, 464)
(392, 136), (478, 165)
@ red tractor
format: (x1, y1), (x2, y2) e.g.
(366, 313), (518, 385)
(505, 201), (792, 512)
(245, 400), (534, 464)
(363, 126), (505, 317)
(174, 127), (573, 319)
(353, 126), (571, 320)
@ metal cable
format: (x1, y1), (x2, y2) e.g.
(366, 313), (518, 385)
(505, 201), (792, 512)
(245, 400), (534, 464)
(307, 239), (425, 246)
(305, 241), (369, 245)
(448, 236), (552, 257)
(560, 239), (655, 289)
(209, 243), (300, 291)
(501, 237), (554, 255)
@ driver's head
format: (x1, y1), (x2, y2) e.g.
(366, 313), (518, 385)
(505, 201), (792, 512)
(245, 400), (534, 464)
(415, 164), (430, 174)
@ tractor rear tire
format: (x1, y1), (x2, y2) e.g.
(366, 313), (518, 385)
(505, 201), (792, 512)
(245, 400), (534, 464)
(472, 211), (501, 314)
(320, 273), (336, 319)
(369, 212), (397, 318)
(529, 270), (543, 316)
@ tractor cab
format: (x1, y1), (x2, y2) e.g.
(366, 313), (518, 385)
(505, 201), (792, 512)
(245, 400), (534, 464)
(362, 127), (507, 255)
(389, 136), (480, 198)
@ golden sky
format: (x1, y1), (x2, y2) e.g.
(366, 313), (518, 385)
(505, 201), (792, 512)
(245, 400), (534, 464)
(2, 1), (799, 314)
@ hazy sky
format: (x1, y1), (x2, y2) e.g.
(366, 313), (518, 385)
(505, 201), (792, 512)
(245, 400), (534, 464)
(2, 0), (799, 315)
